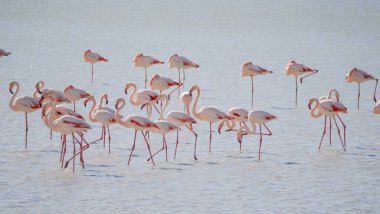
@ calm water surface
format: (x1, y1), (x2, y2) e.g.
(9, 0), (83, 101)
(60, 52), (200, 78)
(0, 1), (379, 213)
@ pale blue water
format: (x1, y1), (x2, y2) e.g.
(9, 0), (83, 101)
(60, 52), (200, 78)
(0, 0), (379, 213)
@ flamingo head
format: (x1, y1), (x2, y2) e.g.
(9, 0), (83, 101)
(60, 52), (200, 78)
(8, 81), (16, 94)
(289, 60), (296, 64)
(84, 95), (94, 107)
(346, 68), (357, 82)
(132, 53), (143, 64)
(124, 82), (134, 95)
(115, 98), (125, 110)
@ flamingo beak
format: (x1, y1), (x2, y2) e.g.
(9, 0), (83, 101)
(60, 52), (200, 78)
(125, 90), (128, 95)
(9, 88), (13, 94)
(106, 99), (109, 105)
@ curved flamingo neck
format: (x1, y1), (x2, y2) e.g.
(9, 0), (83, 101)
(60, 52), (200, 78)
(47, 99), (58, 130)
(310, 98), (322, 118)
(128, 84), (139, 105)
(328, 89), (340, 101)
(159, 95), (169, 120)
(99, 94), (106, 110)
(88, 98), (97, 122)
(191, 86), (201, 119)
(226, 120), (236, 129)
(9, 82), (19, 111)
(115, 99), (129, 127)
(33, 81), (44, 99)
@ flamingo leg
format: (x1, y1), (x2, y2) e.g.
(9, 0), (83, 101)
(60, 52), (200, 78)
(251, 76), (254, 107)
(72, 134), (76, 173)
(60, 136), (65, 162)
(107, 125), (111, 154)
(167, 86), (180, 100)
(73, 134), (84, 168)
(174, 130), (179, 160)
(332, 116), (346, 152)
(61, 135), (67, 168)
(336, 115), (347, 147)
(178, 68), (181, 95)
(374, 79), (378, 102)
(64, 133), (90, 169)
(300, 70), (318, 83)
(358, 83), (360, 110)
(253, 123), (272, 136)
(144, 67), (147, 89)
(50, 129), (52, 140)
(147, 135), (165, 162)
(329, 117), (332, 146)
(103, 126), (106, 148)
(25, 113), (28, 149)
(92, 126), (104, 144)
(209, 123), (212, 153)
(75, 132), (89, 167)
(141, 131), (155, 166)
(186, 125), (198, 160)
(91, 63), (94, 84)
(74, 102), (76, 112)
(295, 76), (298, 106)
(318, 116), (327, 151)
(258, 124), (263, 161)
(164, 135), (168, 162)
(183, 69), (186, 89)
(128, 130), (137, 165)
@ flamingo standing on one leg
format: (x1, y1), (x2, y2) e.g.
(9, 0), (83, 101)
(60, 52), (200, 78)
(133, 53), (164, 88)
(218, 107), (249, 133)
(8, 81), (42, 149)
(285, 60), (318, 106)
(345, 67), (378, 110)
(141, 100), (182, 162)
(0, 48), (11, 57)
(84, 95), (116, 153)
(40, 91), (91, 172)
(241, 62), (273, 106)
(169, 54), (199, 89)
(115, 98), (159, 166)
(374, 101), (380, 114)
(64, 85), (90, 112)
(150, 74), (182, 99)
(308, 96), (348, 152)
(319, 89), (342, 146)
(237, 110), (277, 158)
(188, 85), (230, 153)
(83, 49), (108, 84)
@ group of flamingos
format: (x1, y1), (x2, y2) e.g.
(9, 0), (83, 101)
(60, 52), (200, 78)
(3, 48), (380, 172)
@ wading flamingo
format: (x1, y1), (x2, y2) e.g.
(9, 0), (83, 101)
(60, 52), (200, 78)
(64, 85), (90, 112)
(83, 49), (108, 84)
(150, 74), (182, 98)
(169, 54), (199, 88)
(143, 94), (198, 160)
(40, 91), (91, 172)
(84, 95), (116, 153)
(133, 53), (164, 88)
(189, 85), (230, 153)
(115, 98), (159, 166)
(34, 80), (70, 103)
(285, 60), (318, 106)
(124, 82), (160, 114)
(0, 48), (11, 57)
(218, 107), (249, 133)
(9, 81), (42, 149)
(374, 101), (380, 114)
(345, 68), (378, 110)
(237, 110), (277, 159)
(308, 95), (348, 152)
(241, 62), (273, 106)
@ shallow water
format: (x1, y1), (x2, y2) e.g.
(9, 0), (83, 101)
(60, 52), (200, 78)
(1, 0), (379, 213)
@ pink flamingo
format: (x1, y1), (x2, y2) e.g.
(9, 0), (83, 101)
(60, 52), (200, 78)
(124, 82), (160, 114)
(0, 48), (11, 57)
(150, 74), (182, 98)
(218, 107), (249, 133)
(237, 110), (277, 159)
(241, 62), (273, 106)
(345, 68), (378, 110)
(133, 53), (164, 88)
(34, 80), (70, 103)
(83, 49), (108, 84)
(374, 101), (380, 114)
(115, 98), (159, 166)
(8, 81), (42, 149)
(84, 95), (116, 153)
(308, 95), (348, 152)
(285, 60), (318, 106)
(40, 91), (91, 172)
(188, 85), (231, 153)
(169, 54), (199, 88)
(64, 85), (90, 112)
(141, 99), (182, 162)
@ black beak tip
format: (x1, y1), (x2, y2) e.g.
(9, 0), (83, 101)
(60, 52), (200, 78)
(106, 101), (109, 105)
(125, 91), (128, 95)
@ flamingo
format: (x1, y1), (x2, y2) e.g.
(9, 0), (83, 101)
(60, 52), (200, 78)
(141, 99), (182, 162)
(124, 82), (160, 114)
(374, 101), (380, 114)
(83, 49), (108, 84)
(169, 54), (199, 88)
(34, 80), (70, 103)
(241, 62), (273, 106)
(132, 53), (164, 88)
(8, 81), (42, 149)
(63, 85), (90, 112)
(150, 74), (182, 98)
(0, 48), (11, 57)
(237, 110), (277, 159)
(345, 68), (378, 110)
(115, 98), (159, 166)
(84, 95), (116, 153)
(308, 95), (348, 152)
(218, 107), (249, 132)
(143, 94), (198, 160)
(285, 60), (318, 106)
(40, 91), (91, 172)
(188, 85), (231, 153)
